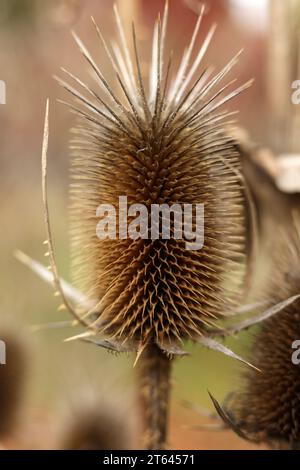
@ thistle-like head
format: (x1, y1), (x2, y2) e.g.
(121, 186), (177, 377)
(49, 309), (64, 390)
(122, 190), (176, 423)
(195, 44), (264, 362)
(54, 2), (252, 354)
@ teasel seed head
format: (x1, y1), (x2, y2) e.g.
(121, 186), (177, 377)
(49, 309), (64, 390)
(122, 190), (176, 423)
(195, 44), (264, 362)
(59, 394), (131, 450)
(212, 217), (300, 449)
(55, 2), (252, 354)
(0, 326), (27, 439)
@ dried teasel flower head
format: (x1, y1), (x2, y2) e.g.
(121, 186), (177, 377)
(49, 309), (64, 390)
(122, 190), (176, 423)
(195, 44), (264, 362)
(58, 391), (131, 450)
(55, 2), (253, 354)
(25, 1), (257, 450)
(211, 216), (300, 449)
(0, 325), (27, 439)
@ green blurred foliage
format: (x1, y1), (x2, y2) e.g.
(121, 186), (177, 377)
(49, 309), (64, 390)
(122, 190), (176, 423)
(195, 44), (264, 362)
(0, 0), (37, 28)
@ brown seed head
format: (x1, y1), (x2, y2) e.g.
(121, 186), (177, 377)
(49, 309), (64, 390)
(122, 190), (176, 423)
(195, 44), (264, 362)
(219, 219), (300, 449)
(0, 327), (27, 438)
(59, 3), (250, 353)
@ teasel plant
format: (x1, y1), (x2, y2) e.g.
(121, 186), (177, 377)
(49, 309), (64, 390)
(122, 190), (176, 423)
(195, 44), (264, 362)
(0, 325), (27, 444)
(15, 2), (300, 449)
(205, 215), (300, 450)
(58, 390), (132, 450)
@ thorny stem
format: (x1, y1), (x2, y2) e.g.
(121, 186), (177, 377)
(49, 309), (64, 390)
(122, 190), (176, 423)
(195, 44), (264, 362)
(137, 343), (172, 450)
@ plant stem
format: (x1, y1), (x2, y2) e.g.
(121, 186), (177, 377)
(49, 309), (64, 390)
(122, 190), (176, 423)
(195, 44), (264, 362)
(137, 343), (172, 450)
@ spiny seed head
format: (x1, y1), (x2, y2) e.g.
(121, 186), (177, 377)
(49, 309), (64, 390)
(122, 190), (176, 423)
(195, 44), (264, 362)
(60, 3), (250, 353)
(0, 327), (27, 438)
(59, 401), (130, 450)
(219, 221), (300, 449)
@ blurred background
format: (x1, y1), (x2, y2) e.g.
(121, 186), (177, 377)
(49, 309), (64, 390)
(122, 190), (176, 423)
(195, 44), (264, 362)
(0, 0), (300, 450)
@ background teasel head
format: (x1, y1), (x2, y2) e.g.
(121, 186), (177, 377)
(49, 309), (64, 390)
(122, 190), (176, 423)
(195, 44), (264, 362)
(209, 217), (300, 449)
(55, 2), (253, 353)
(0, 325), (27, 441)
(58, 390), (132, 450)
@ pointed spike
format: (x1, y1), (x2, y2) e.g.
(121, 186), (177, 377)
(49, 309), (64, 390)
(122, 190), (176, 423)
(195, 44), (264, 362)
(132, 22), (151, 120)
(169, 6), (205, 103)
(113, 3), (136, 90)
(71, 30), (128, 114)
(227, 293), (300, 336)
(208, 391), (255, 442)
(175, 23), (217, 104)
(82, 337), (130, 353)
(133, 342), (147, 368)
(198, 336), (260, 372)
(64, 331), (95, 343)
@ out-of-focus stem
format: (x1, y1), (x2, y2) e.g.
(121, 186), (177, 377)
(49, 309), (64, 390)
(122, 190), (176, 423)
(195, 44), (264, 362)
(267, 0), (292, 152)
(137, 343), (171, 450)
